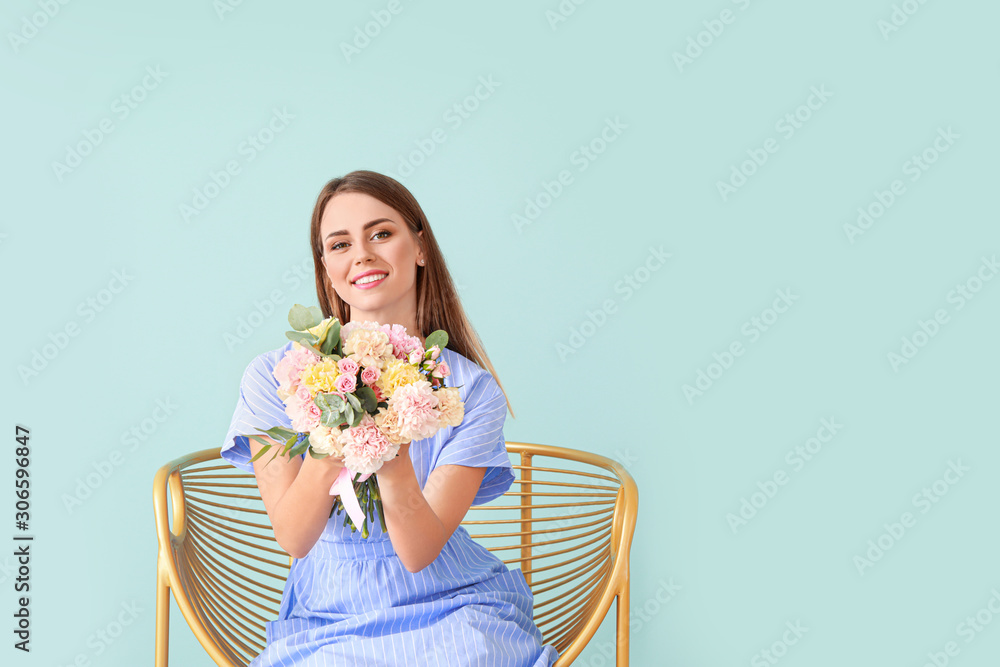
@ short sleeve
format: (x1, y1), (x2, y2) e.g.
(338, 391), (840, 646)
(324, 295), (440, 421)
(221, 350), (295, 473)
(430, 357), (513, 506)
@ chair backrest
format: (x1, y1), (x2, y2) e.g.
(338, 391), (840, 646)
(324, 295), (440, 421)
(153, 442), (637, 667)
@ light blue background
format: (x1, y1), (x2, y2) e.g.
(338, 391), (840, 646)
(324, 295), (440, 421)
(2, 0), (999, 665)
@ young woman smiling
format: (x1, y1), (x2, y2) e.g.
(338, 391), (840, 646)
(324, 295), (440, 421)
(221, 170), (558, 666)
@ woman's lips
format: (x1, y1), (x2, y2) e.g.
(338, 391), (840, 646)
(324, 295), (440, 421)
(353, 274), (387, 290)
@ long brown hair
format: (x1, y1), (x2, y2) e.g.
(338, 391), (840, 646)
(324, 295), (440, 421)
(308, 170), (514, 418)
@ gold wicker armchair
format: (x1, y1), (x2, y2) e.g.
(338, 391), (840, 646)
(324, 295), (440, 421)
(153, 442), (637, 666)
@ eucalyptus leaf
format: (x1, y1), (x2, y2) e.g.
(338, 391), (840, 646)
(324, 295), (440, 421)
(350, 408), (364, 428)
(320, 320), (342, 355)
(288, 303), (323, 331)
(286, 330), (319, 346)
(355, 386), (377, 413)
(424, 329), (448, 353)
(345, 392), (361, 412)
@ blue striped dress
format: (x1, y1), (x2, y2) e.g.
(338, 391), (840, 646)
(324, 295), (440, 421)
(221, 340), (560, 666)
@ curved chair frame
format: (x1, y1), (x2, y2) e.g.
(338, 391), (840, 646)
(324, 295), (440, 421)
(153, 442), (637, 666)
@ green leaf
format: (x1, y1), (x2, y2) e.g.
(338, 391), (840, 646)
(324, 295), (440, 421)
(262, 426), (298, 441)
(345, 392), (361, 412)
(320, 320), (341, 355)
(343, 403), (355, 426)
(355, 386), (377, 413)
(288, 303), (323, 331)
(287, 437), (310, 458)
(248, 441), (272, 462)
(280, 434), (299, 455)
(315, 392), (345, 412)
(309, 447), (329, 460)
(424, 330), (448, 353)
(350, 408), (364, 428)
(286, 330), (319, 346)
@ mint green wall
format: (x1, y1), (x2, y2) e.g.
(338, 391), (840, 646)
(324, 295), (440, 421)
(3, 1), (999, 665)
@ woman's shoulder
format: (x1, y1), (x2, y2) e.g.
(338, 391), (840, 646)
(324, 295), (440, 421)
(246, 340), (295, 374)
(439, 347), (501, 404)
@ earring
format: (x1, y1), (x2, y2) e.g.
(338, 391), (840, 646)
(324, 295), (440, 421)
(418, 259), (425, 266)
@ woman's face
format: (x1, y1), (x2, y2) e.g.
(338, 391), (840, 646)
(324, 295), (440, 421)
(319, 191), (424, 331)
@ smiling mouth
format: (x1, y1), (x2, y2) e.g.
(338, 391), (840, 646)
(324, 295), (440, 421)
(353, 272), (388, 288)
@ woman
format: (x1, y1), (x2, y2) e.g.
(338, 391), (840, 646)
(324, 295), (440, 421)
(221, 170), (559, 666)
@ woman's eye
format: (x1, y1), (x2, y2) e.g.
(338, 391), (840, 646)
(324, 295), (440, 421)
(328, 230), (389, 251)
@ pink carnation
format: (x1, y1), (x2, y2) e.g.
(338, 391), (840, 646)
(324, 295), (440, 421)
(379, 323), (424, 361)
(274, 345), (322, 391)
(340, 413), (398, 474)
(389, 379), (441, 442)
(286, 391), (321, 432)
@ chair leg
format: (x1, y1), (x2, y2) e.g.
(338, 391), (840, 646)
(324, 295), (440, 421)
(616, 586), (630, 667)
(155, 564), (170, 667)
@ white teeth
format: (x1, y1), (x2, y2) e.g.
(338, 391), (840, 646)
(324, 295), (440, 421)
(354, 273), (387, 285)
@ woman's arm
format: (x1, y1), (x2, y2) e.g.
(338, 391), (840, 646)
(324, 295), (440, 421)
(376, 442), (487, 573)
(249, 436), (346, 559)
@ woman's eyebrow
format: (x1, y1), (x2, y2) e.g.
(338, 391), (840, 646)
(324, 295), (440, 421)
(325, 218), (396, 240)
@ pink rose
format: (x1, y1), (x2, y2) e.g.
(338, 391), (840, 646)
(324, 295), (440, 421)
(431, 360), (450, 379)
(337, 357), (359, 376)
(361, 366), (380, 385)
(335, 373), (356, 394)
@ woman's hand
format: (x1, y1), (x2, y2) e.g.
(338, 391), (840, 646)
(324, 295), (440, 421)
(376, 441), (412, 480)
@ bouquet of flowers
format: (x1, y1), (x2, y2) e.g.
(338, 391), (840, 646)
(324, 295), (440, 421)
(242, 304), (464, 538)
